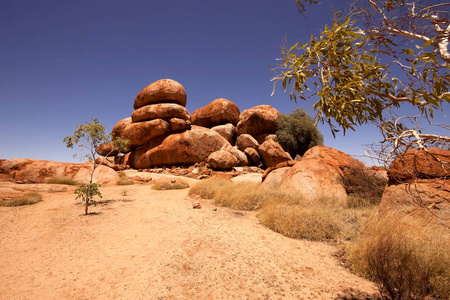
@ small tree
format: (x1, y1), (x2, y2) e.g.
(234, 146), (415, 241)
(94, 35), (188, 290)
(64, 118), (129, 215)
(276, 108), (324, 157)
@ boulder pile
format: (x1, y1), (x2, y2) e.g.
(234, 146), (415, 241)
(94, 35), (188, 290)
(102, 79), (292, 170)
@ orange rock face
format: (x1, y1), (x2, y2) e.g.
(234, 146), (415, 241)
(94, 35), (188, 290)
(121, 119), (171, 149)
(131, 103), (190, 123)
(129, 126), (230, 169)
(388, 148), (450, 181)
(0, 159), (119, 184)
(191, 98), (240, 128)
(236, 105), (280, 136)
(258, 139), (291, 168)
(133, 79), (187, 109)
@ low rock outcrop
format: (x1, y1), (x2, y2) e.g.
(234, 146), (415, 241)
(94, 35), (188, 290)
(263, 146), (368, 202)
(0, 159), (119, 184)
(380, 148), (450, 227)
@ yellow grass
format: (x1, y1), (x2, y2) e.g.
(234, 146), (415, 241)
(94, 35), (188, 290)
(0, 192), (43, 207)
(45, 177), (78, 185)
(152, 179), (190, 190)
(188, 177), (230, 199)
(347, 212), (450, 299)
(116, 172), (134, 185)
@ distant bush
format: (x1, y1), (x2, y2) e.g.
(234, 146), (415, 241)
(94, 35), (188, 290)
(347, 212), (450, 299)
(0, 192), (43, 207)
(188, 177), (230, 199)
(276, 108), (324, 157)
(45, 177), (78, 185)
(152, 179), (190, 190)
(116, 172), (134, 185)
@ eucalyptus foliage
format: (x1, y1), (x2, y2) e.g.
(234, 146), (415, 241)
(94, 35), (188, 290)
(273, 0), (449, 164)
(276, 108), (324, 157)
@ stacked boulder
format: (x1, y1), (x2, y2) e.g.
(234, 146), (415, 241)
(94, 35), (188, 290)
(98, 79), (292, 170)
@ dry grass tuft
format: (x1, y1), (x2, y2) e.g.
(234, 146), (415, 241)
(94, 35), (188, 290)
(116, 172), (134, 185)
(45, 177), (78, 185)
(347, 212), (450, 299)
(213, 182), (266, 210)
(188, 177), (230, 199)
(0, 192), (43, 207)
(152, 179), (190, 190)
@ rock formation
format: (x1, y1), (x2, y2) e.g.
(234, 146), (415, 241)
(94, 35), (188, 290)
(263, 146), (367, 202)
(380, 148), (449, 227)
(98, 79), (292, 170)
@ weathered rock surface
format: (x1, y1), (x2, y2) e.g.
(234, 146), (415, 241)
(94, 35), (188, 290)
(191, 98), (240, 128)
(131, 103), (190, 123)
(111, 117), (132, 139)
(0, 159), (119, 184)
(211, 123), (237, 145)
(237, 105), (280, 136)
(379, 178), (449, 227)
(302, 145), (366, 176)
(96, 143), (119, 157)
(253, 133), (277, 145)
(168, 118), (191, 132)
(121, 119), (171, 149)
(258, 140), (292, 168)
(222, 144), (249, 166)
(128, 126), (230, 169)
(380, 147), (450, 228)
(236, 134), (259, 152)
(388, 148), (449, 181)
(208, 150), (238, 170)
(244, 147), (261, 166)
(264, 159), (348, 202)
(133, 79), (186, 109)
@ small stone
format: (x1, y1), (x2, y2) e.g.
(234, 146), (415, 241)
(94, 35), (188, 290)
(192, 202), (202, 209)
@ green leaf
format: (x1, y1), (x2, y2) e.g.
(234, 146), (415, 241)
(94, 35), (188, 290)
(423, 37), (436, 49)
(403, 48), (414, 55)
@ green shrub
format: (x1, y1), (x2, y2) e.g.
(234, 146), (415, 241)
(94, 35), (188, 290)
(188, 177), (230, 199)
(45, 177), (78, 185)
(116, 172), (134, 185)
(275, 108), (324, 157)
(151, 179), (190, 190)
(347, 212), (450, 299)
(0, 192), (43, 207)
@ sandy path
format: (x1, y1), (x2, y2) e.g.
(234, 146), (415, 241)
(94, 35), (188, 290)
(0, 184), (378, 299)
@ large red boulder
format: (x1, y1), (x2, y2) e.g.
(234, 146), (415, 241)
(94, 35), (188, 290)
(128, 126), (230, 169)
(258, 140), (292, 168)
(264, 159), (348, 202)
(96, 143), (119, 157)
(207, 150), (238, 170)
(236, 105), (280, 136)
(111, 117), (132, 138)
(191, 98), (240, 128)
(0, 159), (119, 184)
(131, 103), (190, 123)
(388, 148), (450, 182)
(121, 119), (171, 149)
(302, 145), (366, 176)
(133, 79), (186, 109)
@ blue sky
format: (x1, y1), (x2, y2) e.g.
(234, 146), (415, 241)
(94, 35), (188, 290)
(0, 0), (447, 165)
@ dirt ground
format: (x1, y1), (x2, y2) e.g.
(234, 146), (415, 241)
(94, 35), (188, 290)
(0, 181), (379, 300)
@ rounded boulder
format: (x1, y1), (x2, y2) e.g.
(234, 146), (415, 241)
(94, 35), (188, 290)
(191, 98), (240, 128)
(134, 79), (186, 109)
